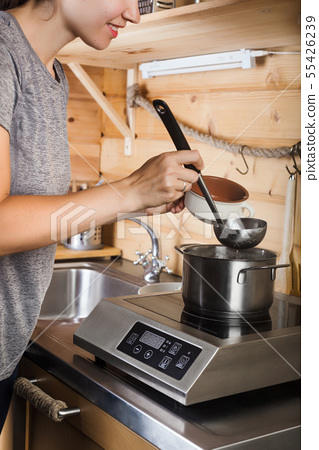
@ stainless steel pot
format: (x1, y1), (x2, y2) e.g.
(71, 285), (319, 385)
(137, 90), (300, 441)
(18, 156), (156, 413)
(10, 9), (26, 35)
(176, 244), (289, 319)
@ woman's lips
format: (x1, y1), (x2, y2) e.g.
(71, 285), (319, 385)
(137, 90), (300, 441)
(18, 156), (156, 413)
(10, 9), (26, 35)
(107, 24), (119, 38)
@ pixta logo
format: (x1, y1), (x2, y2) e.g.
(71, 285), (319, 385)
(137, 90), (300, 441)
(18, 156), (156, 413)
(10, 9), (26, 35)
(50, 202), (96, 242)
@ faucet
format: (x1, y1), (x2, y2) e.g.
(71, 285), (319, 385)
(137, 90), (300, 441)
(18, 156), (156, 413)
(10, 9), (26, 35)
(127, 218), (172, 283)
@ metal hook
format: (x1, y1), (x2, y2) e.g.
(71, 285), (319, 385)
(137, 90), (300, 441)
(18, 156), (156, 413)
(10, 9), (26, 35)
(285, 142), (301, 176)
(285, 165), (296, 177)
(236, 146), (249, 175)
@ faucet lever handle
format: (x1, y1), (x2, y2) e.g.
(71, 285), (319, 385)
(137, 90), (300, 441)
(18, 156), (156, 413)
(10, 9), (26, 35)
(133, 249), (152, 267)
(157, 255), (173, 274)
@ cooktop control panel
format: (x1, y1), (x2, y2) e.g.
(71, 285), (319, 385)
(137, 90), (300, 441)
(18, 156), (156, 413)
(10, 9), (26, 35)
(117, 322), (202, 380)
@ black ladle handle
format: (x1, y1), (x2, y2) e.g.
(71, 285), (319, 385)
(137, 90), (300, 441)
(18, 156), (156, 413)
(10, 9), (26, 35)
(153, 99), (224, 227)
(153, 100), (199, 173)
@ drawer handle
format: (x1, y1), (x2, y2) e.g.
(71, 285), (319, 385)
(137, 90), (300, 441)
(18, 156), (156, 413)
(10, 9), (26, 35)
(14, 377), (80, 422)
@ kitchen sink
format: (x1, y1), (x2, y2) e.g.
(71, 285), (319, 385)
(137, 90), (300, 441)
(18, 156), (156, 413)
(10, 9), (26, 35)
(39, 262), (144, 321)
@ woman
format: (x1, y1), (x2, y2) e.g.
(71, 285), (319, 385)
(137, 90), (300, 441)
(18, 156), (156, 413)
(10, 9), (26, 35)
(0, 0), (203, 432)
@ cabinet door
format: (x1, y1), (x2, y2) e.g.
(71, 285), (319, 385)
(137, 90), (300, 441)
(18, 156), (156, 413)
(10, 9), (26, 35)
(27, 405), (103, 450)
(14, 358), (157, 450)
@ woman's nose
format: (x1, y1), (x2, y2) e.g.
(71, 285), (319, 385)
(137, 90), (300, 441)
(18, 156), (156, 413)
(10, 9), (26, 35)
(123, 1), (141, 24)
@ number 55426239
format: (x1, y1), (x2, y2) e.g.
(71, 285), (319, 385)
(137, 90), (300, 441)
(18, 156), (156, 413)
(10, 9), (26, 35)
(306, 16), (316, 78)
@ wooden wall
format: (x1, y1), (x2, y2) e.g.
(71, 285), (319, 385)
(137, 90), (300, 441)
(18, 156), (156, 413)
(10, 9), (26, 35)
(98, 53), (300, 292)
(65, 65), (104, 185)
(64, 18), (301, 296)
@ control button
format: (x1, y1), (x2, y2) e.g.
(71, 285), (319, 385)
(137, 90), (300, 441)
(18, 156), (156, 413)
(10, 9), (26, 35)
(126, 333), (139, 345)
(158, 356), (172, 370)
(144, 349), (153, 359)
(133, 344), (142, 354)
(168, 342), (182, 356)
(176, 355), (190, 369)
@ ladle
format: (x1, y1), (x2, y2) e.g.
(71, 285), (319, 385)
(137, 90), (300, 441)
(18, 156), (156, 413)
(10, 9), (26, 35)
(153, 99), (267, 249)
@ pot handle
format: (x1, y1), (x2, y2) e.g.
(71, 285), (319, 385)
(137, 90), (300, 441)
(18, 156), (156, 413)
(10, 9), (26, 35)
(174, 245), (184, 255)
(237, 264), (290, 284)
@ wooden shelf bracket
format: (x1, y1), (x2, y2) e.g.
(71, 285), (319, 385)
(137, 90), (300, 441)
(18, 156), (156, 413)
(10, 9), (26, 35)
(68, 62), (136, 155)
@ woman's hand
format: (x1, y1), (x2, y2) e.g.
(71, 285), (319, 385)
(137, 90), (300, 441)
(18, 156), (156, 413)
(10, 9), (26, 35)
(144, 196), (185, 216)
(125, 150), (204, 214)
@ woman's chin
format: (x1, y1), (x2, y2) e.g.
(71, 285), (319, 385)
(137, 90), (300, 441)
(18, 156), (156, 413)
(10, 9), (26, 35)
(82, 35), (112, 51)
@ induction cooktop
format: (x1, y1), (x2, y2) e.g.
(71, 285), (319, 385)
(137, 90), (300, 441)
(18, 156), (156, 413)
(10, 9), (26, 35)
(74, 292), (301, 405)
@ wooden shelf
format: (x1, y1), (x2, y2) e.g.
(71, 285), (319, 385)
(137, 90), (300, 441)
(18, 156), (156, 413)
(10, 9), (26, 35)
(55, 244), (122, 260)
(57, 0), (300, 69)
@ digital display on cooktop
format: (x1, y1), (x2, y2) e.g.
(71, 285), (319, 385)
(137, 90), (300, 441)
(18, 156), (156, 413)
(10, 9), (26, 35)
(139, 330), (166, 349)
(125, 292), (301, 340)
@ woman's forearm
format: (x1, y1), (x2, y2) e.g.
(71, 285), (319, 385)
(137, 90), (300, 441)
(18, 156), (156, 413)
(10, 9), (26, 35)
(0, 150), (203, 257)
(0, 179), (134, 256)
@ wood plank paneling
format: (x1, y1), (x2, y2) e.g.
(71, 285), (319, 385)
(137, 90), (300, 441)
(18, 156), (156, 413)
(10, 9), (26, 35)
(64, 65), (104, 100)
(134, 91), (301, 142)
(64, 66), (104, 181)
(103, 51), (301, 142)
(67, 99), (102, 144)
(69, 143), (100, 182)
(102, 68), (130, 137)
(100, 51), (301, 294)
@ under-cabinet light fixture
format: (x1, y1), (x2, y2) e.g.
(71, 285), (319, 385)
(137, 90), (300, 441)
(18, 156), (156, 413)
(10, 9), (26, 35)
(139, 49), (268, 78)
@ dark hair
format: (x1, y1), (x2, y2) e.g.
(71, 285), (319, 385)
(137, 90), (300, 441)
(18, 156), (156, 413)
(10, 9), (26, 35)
(0, 1), (51, 10)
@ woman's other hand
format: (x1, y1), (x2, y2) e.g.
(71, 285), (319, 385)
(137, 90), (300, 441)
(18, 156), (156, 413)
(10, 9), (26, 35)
(125, 150), (204, 214)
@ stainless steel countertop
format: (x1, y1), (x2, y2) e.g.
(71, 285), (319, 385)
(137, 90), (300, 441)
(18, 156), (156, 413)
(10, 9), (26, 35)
(25, 258), (301, 450)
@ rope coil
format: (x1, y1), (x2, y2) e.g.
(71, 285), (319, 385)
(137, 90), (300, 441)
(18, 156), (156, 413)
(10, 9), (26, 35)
(14, 377), (68, 422)
(127, 83), (300, 159)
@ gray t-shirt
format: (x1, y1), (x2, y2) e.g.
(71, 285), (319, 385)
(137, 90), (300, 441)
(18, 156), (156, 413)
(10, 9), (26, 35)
(0, 12), (71, 380)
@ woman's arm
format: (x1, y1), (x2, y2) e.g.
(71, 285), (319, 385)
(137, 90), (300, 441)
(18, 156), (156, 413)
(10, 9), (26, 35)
(0, 125), (203, 257)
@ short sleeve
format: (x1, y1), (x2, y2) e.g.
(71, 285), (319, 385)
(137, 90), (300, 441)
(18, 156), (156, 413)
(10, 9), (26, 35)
(0, 40), (21, 134)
